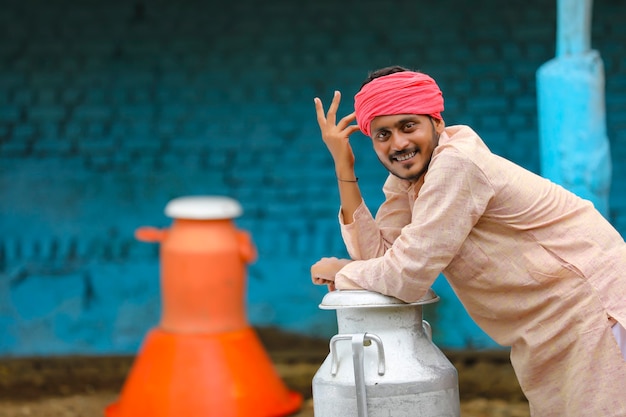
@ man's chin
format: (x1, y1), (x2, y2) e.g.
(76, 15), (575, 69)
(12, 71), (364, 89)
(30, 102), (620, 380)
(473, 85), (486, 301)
(379, 157), (427, 181)
(389, 171), (422, 182)
(386, 164), (427, 182)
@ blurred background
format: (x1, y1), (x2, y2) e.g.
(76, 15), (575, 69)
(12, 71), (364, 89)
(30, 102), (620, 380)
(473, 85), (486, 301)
(1, 0), (625, 359)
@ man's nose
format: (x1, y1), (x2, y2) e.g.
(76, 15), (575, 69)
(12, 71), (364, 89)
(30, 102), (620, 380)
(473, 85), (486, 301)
(390, 132), (410, 150)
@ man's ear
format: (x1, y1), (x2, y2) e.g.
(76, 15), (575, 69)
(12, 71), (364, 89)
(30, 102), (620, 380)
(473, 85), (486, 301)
(433, 117), (446, 134)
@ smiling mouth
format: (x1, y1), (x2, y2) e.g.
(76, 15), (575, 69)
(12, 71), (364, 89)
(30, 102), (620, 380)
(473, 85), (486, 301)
(393, 150), (418, 162)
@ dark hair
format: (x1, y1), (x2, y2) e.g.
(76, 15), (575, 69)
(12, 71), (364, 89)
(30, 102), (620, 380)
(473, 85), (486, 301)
(360, 65), (413, 89)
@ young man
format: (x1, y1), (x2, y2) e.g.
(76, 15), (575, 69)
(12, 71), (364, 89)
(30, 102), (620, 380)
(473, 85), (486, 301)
(311, 66), (626, 416)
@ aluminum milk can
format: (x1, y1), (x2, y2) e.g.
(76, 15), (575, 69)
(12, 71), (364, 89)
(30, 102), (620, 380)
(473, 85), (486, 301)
(312, 289), (460, 417)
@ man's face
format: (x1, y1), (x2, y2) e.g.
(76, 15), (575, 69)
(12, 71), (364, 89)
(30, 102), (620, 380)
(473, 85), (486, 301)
(369, 114), (445, 181)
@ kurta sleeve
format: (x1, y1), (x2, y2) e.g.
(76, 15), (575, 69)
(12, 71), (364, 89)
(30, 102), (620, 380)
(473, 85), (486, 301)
(339, 175), (414, 260)
(335, 148), (495, 302)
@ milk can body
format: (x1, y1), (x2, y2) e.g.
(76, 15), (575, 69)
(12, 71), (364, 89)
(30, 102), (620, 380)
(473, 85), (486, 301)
(312, 290), (460, 417)
(135, 195), (256, 333)
(159, 218), (249, 332)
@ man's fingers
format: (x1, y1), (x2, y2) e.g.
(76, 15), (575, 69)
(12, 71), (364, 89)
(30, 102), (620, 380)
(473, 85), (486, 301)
(337, 112), (356, 127)
(336, 112), (358, 135)
(325, 91), (341, 125)
(315, 93), (359, 139)
(337, 113), (361, 138)
(314, 97), (327, 127)
(313, 277), (333, 286)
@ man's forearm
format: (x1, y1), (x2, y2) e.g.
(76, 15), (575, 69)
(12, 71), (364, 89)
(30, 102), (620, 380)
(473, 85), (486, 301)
(336, 168), (363, 224)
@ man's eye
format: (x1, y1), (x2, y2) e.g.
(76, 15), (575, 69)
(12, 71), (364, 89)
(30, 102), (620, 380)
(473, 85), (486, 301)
(375, 132), (389, 141)
(404, 122), (416, 130)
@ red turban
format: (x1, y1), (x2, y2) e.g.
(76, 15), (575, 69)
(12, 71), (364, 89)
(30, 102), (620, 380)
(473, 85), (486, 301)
(354, 71), (444, 137)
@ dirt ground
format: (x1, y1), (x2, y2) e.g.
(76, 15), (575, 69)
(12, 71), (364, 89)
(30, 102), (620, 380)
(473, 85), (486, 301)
(0, 328), (530, 417)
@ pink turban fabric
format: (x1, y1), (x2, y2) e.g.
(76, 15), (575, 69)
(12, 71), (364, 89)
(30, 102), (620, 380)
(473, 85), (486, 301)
(354, 71), (444, 137)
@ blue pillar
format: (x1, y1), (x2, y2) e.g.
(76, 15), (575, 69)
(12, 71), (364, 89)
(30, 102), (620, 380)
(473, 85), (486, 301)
(536, 0), (611, 216)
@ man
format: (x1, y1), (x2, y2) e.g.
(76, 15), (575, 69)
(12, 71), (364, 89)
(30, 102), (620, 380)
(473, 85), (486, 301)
(311, 66), (626, 416)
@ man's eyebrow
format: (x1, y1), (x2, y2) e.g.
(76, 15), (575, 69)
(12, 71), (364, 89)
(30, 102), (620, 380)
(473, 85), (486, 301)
(397, 116), (420, 125)
(372, 116), (420, 135)
(387, 117), (420, 130)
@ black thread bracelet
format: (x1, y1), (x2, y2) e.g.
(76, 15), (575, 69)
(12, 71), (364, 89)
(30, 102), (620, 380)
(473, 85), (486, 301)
(337, 177), (358, 182)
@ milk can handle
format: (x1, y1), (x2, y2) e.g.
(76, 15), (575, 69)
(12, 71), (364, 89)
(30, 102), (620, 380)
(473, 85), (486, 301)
(423, 319), (433, 340)
(329, 333), (386, 417)
(329, 333), (385, 376)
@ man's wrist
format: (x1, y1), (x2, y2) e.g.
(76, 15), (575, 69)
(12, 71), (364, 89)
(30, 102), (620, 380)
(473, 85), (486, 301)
(335, 167), (356, 179)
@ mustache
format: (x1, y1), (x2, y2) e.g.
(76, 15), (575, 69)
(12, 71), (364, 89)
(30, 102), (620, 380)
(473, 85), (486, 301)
(389, 147), (420, 160)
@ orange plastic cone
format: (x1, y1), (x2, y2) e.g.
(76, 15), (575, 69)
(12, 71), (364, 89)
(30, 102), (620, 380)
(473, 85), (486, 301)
(105, 196), (302, 417)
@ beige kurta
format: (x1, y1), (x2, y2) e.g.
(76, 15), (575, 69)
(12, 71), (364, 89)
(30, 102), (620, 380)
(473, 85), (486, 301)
(335, 125), (626, 416)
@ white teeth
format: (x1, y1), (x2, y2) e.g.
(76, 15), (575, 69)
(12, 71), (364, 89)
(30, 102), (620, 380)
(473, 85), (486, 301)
(396, 151), (416, 161)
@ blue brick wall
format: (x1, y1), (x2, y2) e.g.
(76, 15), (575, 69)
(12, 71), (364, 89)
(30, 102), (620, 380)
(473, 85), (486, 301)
(0, 0), (625, 355)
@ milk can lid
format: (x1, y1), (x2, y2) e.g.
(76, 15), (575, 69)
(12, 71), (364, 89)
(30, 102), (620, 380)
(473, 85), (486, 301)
(165, 196), (243, 220)
(319, 289), (439, 310)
